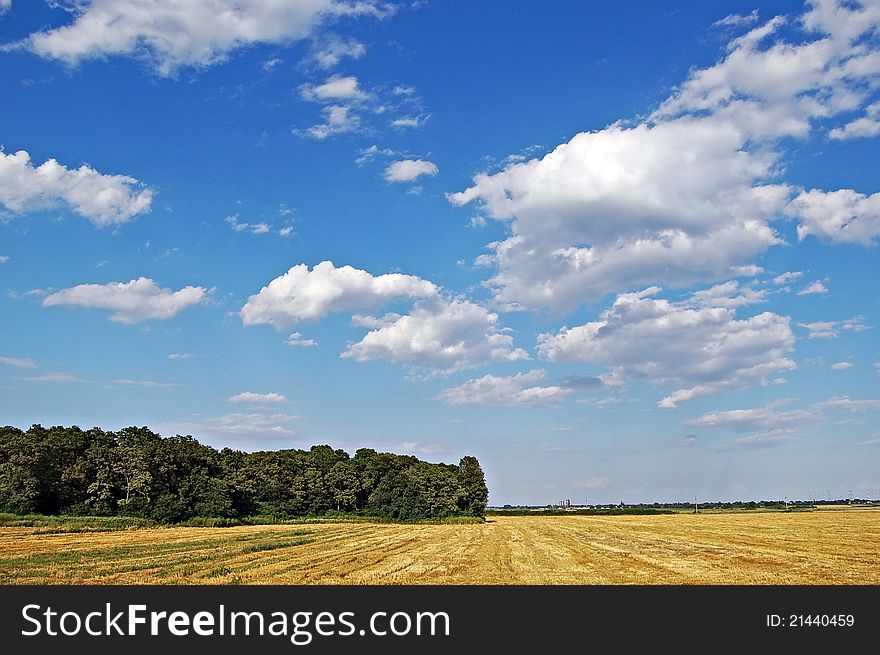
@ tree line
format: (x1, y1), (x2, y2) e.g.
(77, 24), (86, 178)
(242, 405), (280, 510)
(0, 424), (488, 522)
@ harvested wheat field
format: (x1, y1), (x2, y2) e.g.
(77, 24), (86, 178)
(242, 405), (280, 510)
(1, 511), (878, 585)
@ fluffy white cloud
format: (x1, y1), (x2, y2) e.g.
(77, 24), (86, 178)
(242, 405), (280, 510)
(300, 74), (368, 101)
(228, 391), (288, 404)
(0, 149), (153, 226)
(19, 0), (390, 76)
(0, 356), (36, 368)
(829, 102), (880, 140)
(450, 1), (880, 313)
(537, 286), (795, 408)
(384, 159), (438, 183)
(0, 256), (8, 263)
(437, 369), (570, 407)
(797, 280), (830, 295)
(689, 281), (768, 308)
(240, 261), (437, 329)
(43, 277), (206, 323)
(772, 271), (803, 285)
(296, 104), (361, 139)
(286, 332), (317, 347)
(685, 401), (819, 432)
(831, 361), (854, 369)
(798, 317), (869, 338)
(342, 297), (529, 375)
(787, 189), (880, 245)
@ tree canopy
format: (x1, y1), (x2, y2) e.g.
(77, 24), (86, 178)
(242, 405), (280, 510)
(0, 424), (488, 522)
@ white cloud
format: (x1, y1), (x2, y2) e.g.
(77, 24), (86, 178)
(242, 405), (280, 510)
(0, 0), (10, 15)
(240, 261), (438, 329)
(829, 102), (880, 140)
(342, 297), (529, 375)
(168, 353), (193, 360)
(226, 214), (291, 237)
(390, 115), (428, 129)
(0, 255), (9, 263)
(689, 280), (768, 308)
(861, 435), (880, 446)
(449, 1), (880, 313)
(831, 361), (853, 370)
(437, 369), (569, 407)
(712, 11), (760, 28)
(798, 316), (868, 339)
(384, 159), (438, 183)
(797, 280), (829, 295)
(816, 396), (880, 412)
(306, 35), (366, 69)
(0, 149), (153, 227)
(18, 0), (390, 76)
(0, 355), (36, 369)
(300, 75), (369, 102)
(21, 371), (85, 383)
(43, 277), (206, 323)
(537, 286), (795, 408)
(228, 391), (288, 404)
(296, 104), (361, 139)
(787, 189), (880, 245)
(772, 271), (803, 285)
(286, 332), (317, 347)
(685, 401), (819, 432)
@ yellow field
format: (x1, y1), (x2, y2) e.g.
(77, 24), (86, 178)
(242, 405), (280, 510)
(2, 511), (878, 584)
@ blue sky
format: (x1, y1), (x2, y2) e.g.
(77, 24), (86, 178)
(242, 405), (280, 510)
(1, 0), (878, 505)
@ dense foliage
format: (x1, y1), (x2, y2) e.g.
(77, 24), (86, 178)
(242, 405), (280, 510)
(0, 424), (488, 522)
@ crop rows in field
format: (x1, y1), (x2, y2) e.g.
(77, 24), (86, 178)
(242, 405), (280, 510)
(1, 511), (878, 584)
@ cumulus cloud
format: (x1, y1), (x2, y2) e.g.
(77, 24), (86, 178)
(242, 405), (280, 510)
(0, 0), (10, 15)
(797, 280), (830, 295)
(685, 401), (820, 432)
(787, 189), (880, 245)
(240, 261), (437, 329)
(437, 369), (570, 407)
(17, 0), (391, 76)
(537, 286), (795, 408)
(300, 75), (369, 102)
(295, 104), (361, 139)
(0, 256), (8, 263)
(831, 361), (854, 370)
(384, 159), (438, 183)
(286, 332), (318, 348)
(0, 149), (153, 226)
(228, 391), (288, 404)
(450, 1), (880, 313)
(42, 278), (206, 323)
(798, 316), (868, 339)
(342, 297), (529, 375)
(0, 356), (37, 369)
(772, 271), (803, 285)
(829, 102), (880, 140)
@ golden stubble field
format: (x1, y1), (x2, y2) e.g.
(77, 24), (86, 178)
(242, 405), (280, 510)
(1, 511), (878, 585)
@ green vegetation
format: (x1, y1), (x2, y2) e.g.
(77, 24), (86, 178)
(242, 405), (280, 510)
(0, 424), (488, 523)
